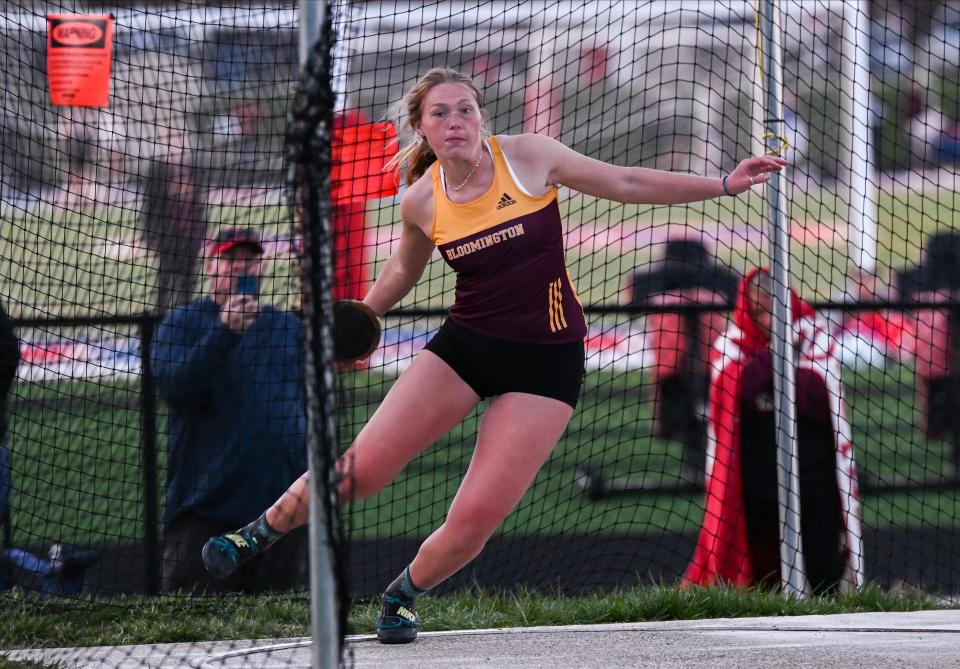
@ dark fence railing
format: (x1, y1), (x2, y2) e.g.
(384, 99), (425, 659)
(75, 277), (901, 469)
(13, 313), (163, 594)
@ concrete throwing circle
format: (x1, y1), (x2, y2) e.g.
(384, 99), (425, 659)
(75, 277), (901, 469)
(194, 611), (960, 669)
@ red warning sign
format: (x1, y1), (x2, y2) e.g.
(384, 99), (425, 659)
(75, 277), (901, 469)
(47, 15), (114, 107)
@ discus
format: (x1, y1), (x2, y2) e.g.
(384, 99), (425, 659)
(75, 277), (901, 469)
(333, 299), (382, 363)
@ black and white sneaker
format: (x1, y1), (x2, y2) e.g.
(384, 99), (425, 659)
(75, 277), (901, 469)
(201, 530), (263, 579)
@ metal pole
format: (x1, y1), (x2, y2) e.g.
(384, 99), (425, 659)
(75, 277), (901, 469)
(299, 0), (320, 67)
(844, 0), (878, 278)
(330, 0), (351, 114)
(758, 0), (807, 598)
(300, 1), (341, 667)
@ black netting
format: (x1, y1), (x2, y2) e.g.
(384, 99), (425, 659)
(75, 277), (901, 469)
(2, 0), (959, 666)
(336, 0), (960, 599)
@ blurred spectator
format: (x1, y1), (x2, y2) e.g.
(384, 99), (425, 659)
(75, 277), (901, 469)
(908, 87), (960, 166)
(899, 231), (960, 470)
(59, 108), (97, 202)
(870, 4), (914, 82)
(683, 268), (863, 593)
(150, 228), (308, 594)
(630, 239), (738, 483)
(212, 101), (262, 142)
(232, 100), (263, 137)
(139, 151), (207, 312)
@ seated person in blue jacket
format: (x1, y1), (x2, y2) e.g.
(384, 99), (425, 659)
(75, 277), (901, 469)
(151, 227), (308, 594)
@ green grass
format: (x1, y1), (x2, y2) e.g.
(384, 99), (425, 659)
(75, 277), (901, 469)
(0, 584), (944, 649)
(4, 183), (959, 319)
(1, 204), (299, 319)
(339, 364), (960, 539)
(8, 379), (161, 546)
(6, 361), (959, 547)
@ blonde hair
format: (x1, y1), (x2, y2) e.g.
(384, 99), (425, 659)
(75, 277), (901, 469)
(385, 68), (486, 186)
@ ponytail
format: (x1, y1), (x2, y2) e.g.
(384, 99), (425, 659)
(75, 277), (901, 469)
(384, 136), (437, 187)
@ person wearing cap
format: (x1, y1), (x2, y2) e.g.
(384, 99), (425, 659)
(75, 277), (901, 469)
(150, 227), (309, 594)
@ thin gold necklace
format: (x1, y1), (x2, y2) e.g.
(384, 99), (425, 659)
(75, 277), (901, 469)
(445, 151), (483, 192)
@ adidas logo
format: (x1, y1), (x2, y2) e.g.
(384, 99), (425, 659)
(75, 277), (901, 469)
(496, 192), (517, 209)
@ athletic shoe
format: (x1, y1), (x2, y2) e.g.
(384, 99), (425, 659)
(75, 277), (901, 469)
(375, 593), (421, 644)
(201, 530), (263, 579)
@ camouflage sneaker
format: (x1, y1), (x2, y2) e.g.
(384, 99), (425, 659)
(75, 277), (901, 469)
(375, 593), (421, 644)
(201, 530), (263, 579)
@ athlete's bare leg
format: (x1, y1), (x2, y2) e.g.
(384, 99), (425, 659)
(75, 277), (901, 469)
(264, 350), (480, 532)
(407, 391), (574, 589)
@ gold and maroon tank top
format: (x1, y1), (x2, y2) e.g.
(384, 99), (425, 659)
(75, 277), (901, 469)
(430, 136), (586, 344)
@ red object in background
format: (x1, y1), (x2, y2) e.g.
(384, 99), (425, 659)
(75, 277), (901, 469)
(470, 53), (502, 86)
(683, 268), (863, 590)
(683, 270), (811, 588)
(523, 77), (562, 139)
(19, 342), (76, 365)
(908, 290), (954, 439)
(646, 290), (730, 380)
(331, 111), (398, 206)
(329, 111), (399, 300)
(47, 15), (114, 107)
(580, 46), (608, 86)
(846, 310), (916, 357)
(645, 290), (730, 439)
(332, 200), (367, 301)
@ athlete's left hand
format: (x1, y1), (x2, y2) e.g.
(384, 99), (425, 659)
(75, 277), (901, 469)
(726, 155), (789, 195)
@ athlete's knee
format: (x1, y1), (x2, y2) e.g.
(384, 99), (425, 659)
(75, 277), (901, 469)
(336, 453), (392, 501)
(337, 473), (389, 501)
(336, 469), (370, 501)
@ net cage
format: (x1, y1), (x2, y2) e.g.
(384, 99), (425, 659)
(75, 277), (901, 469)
(1, 0), (960, 665)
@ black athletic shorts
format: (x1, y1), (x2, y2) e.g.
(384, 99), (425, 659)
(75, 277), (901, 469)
(423, 318), (585, 409)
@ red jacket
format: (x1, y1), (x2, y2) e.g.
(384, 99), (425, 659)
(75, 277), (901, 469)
(683, 269), (864, 590)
